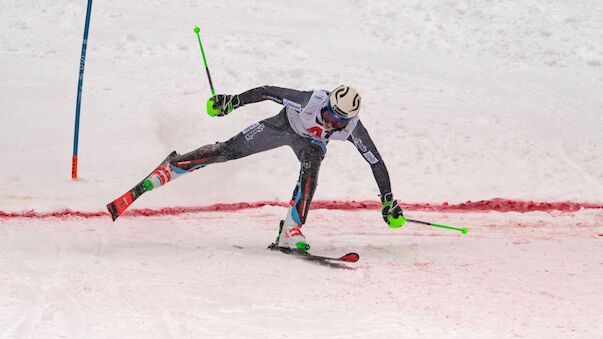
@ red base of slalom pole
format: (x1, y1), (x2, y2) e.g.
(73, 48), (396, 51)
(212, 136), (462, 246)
(71, 155), (78, 180)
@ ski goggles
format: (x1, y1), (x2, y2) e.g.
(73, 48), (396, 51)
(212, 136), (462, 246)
(322, 102), (351, 130)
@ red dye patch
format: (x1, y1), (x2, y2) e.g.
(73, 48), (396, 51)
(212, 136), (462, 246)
(0, 198), (601, 220)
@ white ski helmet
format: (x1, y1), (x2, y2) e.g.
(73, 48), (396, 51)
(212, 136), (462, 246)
(328, 85), (361, 119)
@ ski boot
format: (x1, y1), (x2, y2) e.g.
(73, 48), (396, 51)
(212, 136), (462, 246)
(142, 161), (177, 192)
(139, 151), (207, 193)
(275, 220), (310, 251)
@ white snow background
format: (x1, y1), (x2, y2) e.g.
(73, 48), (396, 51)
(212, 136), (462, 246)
(1, 0), (602, 338)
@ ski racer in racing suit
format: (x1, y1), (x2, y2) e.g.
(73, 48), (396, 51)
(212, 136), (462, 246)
(108, 85), (405, 251)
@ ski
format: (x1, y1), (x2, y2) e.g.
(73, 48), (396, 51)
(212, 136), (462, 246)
(106, 151), (177, 221)
(267, 243), (359, 264)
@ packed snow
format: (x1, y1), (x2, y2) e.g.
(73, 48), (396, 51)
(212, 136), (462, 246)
(1, 0), (602, 338)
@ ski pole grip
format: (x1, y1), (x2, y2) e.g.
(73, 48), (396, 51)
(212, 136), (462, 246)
(388, 215), (407, 228)
(206, 97), (220, 117)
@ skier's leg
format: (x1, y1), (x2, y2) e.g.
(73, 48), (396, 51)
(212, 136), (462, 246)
(142, 139), (242, 191)
(144, 113), (292, 192)
(277, 140), (326, 250)
(107, 112), (293, 221)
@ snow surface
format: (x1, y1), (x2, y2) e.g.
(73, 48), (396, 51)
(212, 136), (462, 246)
(1, 0), (603, 338)
(1, 209), (603, 338)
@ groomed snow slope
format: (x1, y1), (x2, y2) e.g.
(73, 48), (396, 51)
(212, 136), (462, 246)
(1, 0), (603, 338)
(1, 209), (603, 338)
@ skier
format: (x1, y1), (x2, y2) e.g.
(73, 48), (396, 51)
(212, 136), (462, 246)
(107, 85), (405, 251)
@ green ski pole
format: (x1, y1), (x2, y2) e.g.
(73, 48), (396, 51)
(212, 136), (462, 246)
(193, 25), (220, 116)
(406, 218), (469, 234)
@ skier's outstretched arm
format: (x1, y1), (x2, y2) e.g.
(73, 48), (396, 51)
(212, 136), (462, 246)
(347, 120), (406, 228)
(210, 86), (312, 116)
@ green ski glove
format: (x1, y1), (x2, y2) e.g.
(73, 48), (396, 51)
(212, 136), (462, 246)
(381, 193), (406, 228)
(207, 94), (242, 117)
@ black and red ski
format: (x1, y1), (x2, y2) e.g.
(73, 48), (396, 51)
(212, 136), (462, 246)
(267, 243), (359, 265)
(106, 151), (177, 221)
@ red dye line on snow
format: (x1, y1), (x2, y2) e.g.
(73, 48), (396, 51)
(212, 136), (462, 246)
(1, 198), (601, 220)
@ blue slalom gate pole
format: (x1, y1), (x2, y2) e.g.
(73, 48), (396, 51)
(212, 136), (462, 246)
(72, 0), (93, 180)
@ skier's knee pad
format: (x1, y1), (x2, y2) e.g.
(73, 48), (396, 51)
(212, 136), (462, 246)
(301, 142), (325, 160)
(197, 140), (243, 162)
(300, 144), (325, 172)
